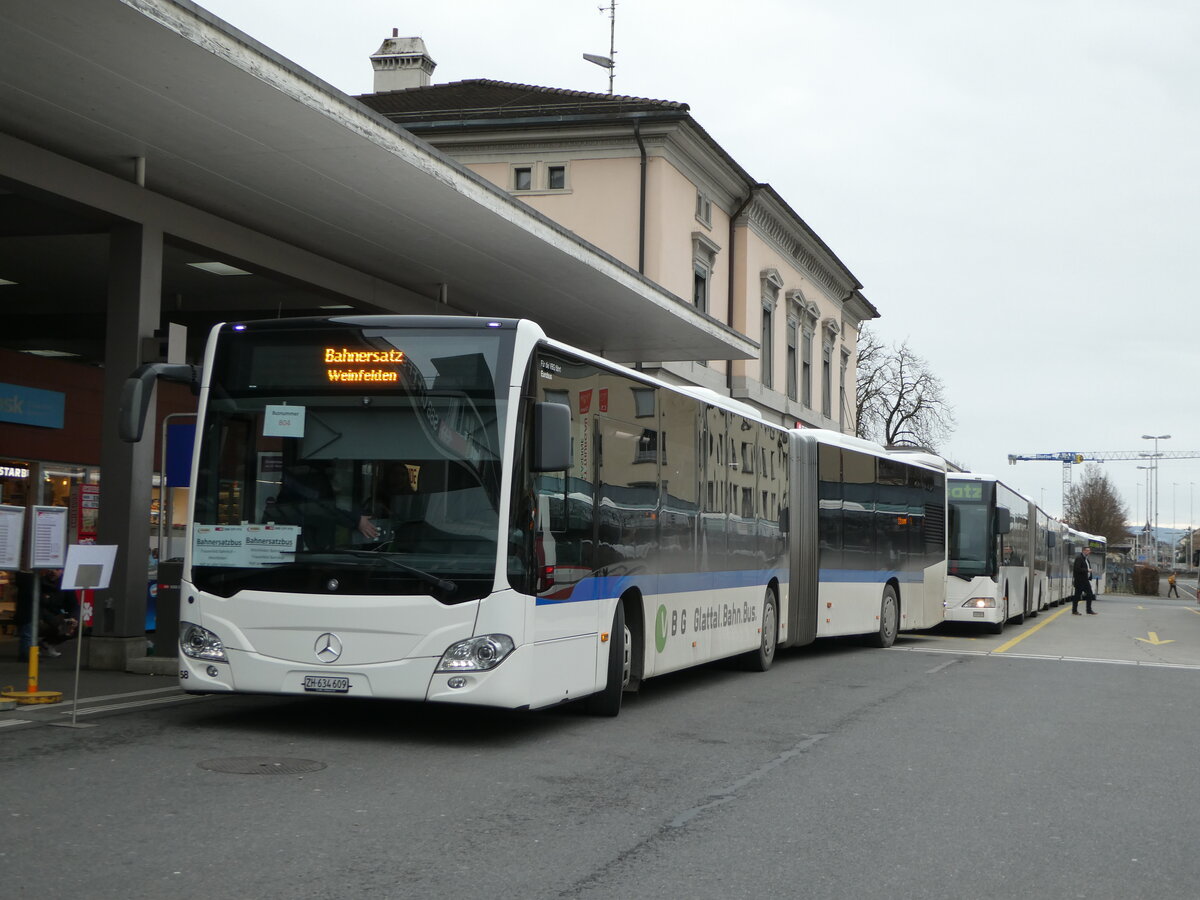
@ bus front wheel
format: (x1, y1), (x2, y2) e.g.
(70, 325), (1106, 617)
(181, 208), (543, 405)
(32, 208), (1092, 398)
(1012, 591), (1026, 626)
(585, 602), (629, 717)
(988, 594), (1008, 634)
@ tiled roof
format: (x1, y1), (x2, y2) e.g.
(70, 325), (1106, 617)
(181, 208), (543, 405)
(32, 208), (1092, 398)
(357, 79), (689, 122)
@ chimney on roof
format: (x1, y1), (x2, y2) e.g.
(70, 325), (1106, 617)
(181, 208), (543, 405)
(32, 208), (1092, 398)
(370, 31), (436, 92)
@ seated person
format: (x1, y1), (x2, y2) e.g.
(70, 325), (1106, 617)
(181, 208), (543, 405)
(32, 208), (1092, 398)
(272, 459), (377, 551)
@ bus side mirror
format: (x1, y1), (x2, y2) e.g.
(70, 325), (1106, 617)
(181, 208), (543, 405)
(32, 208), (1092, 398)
(119, 363), (200, 442)
(532, 402), (571, 472)
(995, 508), (1011, 535)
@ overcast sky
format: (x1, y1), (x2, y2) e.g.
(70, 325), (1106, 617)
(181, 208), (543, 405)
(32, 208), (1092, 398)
(198, 0), (1200, 533)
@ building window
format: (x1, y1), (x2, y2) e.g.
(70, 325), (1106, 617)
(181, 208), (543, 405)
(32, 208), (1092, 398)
(632, 388), (656, 418)
(513, 166), (532, 191)
(821, 317), (841, 421)
(786, 290), (809, 406)
(786, 318), (798, 402)
(822, 341), (833, 419)
(547, 165), (566, 190)
(695, 191), (712, 227)
(691, 232), (721, 314)
(761, 307), (773, 389)
(759, 269), (782, 391)
(634, 429), (659, 464)
(801, 328), (813, 408)
(693, 263), (709, 311)
(839, 348), (850, 432)
(792, 297), (820, 410)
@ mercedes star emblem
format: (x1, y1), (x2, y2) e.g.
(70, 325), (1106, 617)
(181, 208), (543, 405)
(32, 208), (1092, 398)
(314, 632), (343, 663)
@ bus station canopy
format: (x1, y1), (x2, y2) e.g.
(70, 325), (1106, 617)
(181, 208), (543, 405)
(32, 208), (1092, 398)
(0, 0), (755, 364)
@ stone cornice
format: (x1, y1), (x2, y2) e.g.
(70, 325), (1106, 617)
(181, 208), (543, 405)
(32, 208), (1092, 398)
(742, 200), (853, 302)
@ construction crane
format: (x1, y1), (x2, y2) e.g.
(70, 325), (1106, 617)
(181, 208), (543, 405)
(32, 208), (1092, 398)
(1007, 449), (1200, 509)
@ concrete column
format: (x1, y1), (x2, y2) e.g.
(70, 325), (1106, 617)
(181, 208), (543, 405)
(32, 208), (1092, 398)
(92, 223), (162, 669)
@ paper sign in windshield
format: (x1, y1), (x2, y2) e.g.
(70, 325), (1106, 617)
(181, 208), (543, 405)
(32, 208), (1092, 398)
(194, 524), (300, 567)
(263, 405), (305, 438)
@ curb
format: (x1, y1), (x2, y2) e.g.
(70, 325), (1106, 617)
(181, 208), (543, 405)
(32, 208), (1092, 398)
(127, 656), (179, 676)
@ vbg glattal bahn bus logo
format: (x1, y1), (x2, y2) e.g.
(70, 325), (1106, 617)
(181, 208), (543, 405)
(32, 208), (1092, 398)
(655, 605), (669, 652)
(656, 601), (758, 652)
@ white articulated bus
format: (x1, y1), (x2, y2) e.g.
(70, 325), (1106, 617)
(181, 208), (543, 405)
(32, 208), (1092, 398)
(1043, 514), (1071, 609)
(121, 316), (946, 715)
(945, 473), (1044, 633)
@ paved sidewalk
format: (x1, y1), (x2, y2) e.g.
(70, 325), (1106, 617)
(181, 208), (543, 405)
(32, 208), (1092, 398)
(0, 636), (178, 710)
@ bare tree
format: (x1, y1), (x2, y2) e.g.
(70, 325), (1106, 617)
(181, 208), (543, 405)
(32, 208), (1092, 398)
(854, 325), (956, 452)
(852, 324), (886, 440)
(1064, 464), (1131, 544)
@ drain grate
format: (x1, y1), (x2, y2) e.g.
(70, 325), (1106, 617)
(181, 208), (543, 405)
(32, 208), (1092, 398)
(198, 757), (327, 775)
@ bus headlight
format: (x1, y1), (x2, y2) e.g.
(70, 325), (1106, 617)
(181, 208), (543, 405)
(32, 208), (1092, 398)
(436, 635), (515, 672)
(963, 598), (996, 609)
(180, 622), (228, 662)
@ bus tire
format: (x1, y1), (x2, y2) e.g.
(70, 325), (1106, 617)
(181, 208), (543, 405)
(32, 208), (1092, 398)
(1012, 590), (1026, 625)
(988, 593), (1008, 634)
(866, 584), (899, 648)
(739, 587), (778, 672)
(584, 602), (627, 717)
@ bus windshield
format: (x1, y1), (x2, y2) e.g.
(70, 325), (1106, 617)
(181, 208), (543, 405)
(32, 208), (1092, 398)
(190, 321), (515, 602)
(948, 481), (994, 578)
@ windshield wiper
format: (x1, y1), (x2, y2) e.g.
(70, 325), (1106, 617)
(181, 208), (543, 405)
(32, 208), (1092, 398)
(294, 550), (458, 594)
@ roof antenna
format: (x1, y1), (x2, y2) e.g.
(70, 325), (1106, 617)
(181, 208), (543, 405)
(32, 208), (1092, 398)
(582, 1), (616, 95)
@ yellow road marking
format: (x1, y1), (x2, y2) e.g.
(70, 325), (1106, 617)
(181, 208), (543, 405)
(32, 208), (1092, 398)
(1136, 632), (1174, 645)
(994, 605), (1071, 653)
(1187, 608), (1200, 617)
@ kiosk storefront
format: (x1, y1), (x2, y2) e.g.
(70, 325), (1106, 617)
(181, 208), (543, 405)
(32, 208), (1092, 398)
(0, 352), (195, 646)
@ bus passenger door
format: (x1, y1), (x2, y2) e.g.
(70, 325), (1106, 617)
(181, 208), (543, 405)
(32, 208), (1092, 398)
(595, 416), (660, 669)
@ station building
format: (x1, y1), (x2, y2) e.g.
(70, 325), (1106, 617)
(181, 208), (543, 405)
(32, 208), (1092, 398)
(356, 34), (877, 433)
(0, 0), (873, 670)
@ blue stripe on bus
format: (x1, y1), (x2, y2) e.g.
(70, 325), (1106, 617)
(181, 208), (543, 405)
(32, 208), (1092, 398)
(534, 566), (920, 604)
(536, 569), (782, 605)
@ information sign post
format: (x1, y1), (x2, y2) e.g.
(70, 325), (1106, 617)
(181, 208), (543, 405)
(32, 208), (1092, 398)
(52, 545), (118, 727)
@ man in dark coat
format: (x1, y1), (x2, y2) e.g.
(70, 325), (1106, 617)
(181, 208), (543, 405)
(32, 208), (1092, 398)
(1072, 546), (1097, 615)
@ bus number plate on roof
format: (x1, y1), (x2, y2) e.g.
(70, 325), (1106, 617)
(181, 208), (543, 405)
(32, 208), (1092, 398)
(302, 675), (350, 693)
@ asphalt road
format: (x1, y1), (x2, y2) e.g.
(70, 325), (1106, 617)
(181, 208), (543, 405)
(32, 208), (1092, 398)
(4, 586), (1200, 899)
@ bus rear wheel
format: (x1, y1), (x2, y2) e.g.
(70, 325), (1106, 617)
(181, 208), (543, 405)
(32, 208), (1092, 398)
(585, 602), (629, 717)
(866, 584), (899, 648)
(739, 587), (778, 672)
